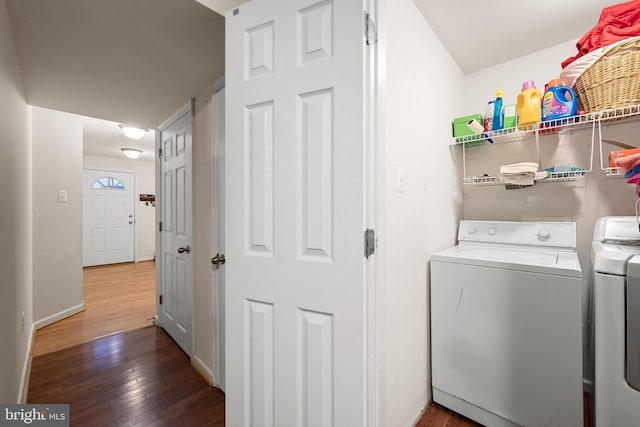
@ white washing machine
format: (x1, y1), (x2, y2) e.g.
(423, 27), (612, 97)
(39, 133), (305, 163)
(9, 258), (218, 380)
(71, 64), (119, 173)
(592, 217), (640, 427)
(431, 220), (583, 427)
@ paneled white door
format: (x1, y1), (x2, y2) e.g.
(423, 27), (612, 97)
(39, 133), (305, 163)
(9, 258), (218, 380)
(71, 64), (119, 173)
(159, 109), (194, 357)
(226, 0), (371, 425)
(82, 169), (135, 267)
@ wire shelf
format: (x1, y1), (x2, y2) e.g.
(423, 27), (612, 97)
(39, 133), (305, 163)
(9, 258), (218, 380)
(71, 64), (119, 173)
(463, 172), (586, 187)
(452, 103), (640, 146)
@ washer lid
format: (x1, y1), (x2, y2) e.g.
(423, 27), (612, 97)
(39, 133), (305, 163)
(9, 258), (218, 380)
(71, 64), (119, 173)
(592, 241), (640, 275)
(432, 244), (582, 277)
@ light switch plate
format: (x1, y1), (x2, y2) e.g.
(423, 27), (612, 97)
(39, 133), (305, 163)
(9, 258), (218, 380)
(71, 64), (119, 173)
(58, 190), (68, 203)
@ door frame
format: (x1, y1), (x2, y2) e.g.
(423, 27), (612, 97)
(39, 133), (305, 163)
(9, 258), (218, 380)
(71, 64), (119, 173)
(82, 167), (137, 266)
(155, 101), (194, 340)
(212, 75), (226, 390)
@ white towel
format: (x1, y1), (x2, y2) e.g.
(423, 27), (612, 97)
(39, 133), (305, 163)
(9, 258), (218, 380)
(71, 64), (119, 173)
(499, 162), (539, 185)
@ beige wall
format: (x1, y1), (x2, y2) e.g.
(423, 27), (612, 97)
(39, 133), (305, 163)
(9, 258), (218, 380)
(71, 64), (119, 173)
(378, 1), (463, 425)
(32, 107), (84, 325)
(192, 83), (217, 381)
(0, 0), (33, 403)
(83, 154), (156, 262)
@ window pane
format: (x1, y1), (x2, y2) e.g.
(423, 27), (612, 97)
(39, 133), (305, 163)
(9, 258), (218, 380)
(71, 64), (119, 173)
(92, 177), (125, 190)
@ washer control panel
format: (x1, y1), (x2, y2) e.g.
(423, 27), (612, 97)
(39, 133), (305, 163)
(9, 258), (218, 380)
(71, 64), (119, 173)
(458, 220), (576, 249)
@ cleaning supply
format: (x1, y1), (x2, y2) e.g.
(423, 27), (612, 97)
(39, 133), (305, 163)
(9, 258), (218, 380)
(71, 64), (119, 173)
(452, 114), (483, 140)
(542, 80), (578, 121)
(491, 89), (504, 131)
(517, 81), (541, 130)
(503, 104), (516, 129)
(484, 101), (495, 131)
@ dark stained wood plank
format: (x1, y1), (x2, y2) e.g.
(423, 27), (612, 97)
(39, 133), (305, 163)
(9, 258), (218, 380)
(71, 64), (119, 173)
(28, 326), (225, 427)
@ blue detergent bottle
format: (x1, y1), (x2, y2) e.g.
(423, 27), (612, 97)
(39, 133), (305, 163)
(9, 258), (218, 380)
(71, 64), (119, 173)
(491, 89), (504, 131)
(542, 81), (578, 121)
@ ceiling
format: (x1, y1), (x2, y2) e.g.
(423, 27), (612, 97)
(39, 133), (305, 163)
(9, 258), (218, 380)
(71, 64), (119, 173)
(5, 0), (624, 160)
(413, 0), (624, 74)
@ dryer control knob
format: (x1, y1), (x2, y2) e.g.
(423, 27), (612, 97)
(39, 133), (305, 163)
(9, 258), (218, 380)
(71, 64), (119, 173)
(488, 227), (497, 236)
(468, 226), (477, 235)
(538, 228), (552, 240)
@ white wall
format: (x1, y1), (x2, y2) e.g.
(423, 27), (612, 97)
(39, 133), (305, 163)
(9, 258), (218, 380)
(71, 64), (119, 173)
(82, 154), (156, 261)
(461, 40), (637, 382)
(0, 0), (33, 403)
(378, 0), (463, 425)
(32, 107), (84, 325)
(192, 83), (217, 381)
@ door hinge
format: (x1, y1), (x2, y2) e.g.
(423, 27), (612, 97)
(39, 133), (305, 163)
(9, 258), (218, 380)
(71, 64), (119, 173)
(158, 148), (163, 159)
(159, 295), (163, 305)
(364, 12), (377, 46)
(364, 228), (376, 258)
(159, 221), (163, 232)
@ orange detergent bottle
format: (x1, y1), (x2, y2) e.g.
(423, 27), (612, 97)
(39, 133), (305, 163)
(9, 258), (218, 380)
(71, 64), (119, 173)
(517, 80), (541, 130)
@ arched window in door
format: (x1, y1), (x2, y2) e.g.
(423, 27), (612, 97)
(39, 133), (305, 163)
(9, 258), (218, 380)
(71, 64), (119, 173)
(92, 176), (126, 190)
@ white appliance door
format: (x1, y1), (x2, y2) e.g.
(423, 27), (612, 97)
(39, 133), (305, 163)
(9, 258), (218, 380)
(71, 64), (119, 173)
(431, 260), (583, 427)
(225, 0), (368, 425)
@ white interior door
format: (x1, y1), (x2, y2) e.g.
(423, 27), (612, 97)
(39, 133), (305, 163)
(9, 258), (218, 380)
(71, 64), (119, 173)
(226, 0), (371, 425)
(159, 108), (194, 357)
(82, 169), (135, 267)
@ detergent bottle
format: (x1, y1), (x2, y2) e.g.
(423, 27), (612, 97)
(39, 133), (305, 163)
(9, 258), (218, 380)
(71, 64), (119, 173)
(517, 81), (541, 130)
(491, 89), (504, 131)
(542, 79), (578, 121)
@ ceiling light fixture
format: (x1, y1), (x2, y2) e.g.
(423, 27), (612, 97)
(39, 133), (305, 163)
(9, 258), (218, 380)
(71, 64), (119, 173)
(121, 148), (143, 159)
(119, 124), (148, 140)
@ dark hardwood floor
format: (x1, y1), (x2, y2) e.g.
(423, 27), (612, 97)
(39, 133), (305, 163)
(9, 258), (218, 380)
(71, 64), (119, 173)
(28, 326), (225, 426)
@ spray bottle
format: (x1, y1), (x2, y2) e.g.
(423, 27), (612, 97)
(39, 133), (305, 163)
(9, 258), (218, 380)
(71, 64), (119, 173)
(491, 89), (504, 131)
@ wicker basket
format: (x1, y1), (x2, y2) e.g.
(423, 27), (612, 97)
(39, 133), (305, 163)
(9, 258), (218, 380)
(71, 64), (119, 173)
(573, 38), (640, 113)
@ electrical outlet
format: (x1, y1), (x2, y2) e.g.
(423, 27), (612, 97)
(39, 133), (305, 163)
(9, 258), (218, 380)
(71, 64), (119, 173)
(58, 190), (68, 203)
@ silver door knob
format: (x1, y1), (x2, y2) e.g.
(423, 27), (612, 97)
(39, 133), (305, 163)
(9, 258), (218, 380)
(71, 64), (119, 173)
(211, 253), (226, 265)
(129, 220), (133, 224)
(177, 246), (191, 254)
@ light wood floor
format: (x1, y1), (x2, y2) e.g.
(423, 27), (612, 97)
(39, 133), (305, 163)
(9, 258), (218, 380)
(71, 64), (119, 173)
(27, 261), (496, 426)
(32, 261), (156, 357)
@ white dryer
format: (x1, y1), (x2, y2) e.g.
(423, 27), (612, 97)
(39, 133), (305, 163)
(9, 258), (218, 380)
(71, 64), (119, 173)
(431, 220), (583, 427)
(592, 217), (640, 427)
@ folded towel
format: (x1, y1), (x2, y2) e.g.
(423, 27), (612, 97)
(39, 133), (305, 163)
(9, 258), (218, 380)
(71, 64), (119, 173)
(499, 162), (539, 186)
(614, 152), (640, 173)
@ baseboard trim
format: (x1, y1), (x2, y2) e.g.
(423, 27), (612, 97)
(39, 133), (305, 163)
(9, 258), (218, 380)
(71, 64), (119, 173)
(191, 355), (213, 386)
(34, 303), (86, 330)
(137, 257), (155, 262)
(18, 323), (35, 403)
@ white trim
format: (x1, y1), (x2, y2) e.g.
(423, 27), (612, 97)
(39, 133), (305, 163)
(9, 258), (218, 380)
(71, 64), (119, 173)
(192, 354), (214, 384)
(212, 82), (226, 391)
(137, 256), (155, 262)
(18, 323), (35, 404)
(158, 101), (193, 132)
(214, 75), (225, 93)
(365, 0), (379, 425)
(33, 303), (85, 330)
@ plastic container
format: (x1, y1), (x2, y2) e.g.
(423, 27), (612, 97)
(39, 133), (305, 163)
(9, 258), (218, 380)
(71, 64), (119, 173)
(484, 101), (495, 131)
(452, 114), (483, 139)
(491, 89), (504, 131)
(503, 104), (516, 129)
(542, 82), (578, 122)
(517, 81), (541, 129)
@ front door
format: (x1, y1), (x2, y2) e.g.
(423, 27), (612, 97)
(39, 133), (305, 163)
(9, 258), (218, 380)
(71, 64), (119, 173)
(82, 169), (135, 266)
(226, 0), (371, 425)
(159, 108), (194, 357)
